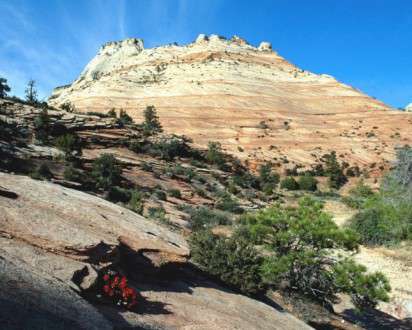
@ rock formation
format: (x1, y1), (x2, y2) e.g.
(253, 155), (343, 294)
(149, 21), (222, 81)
(0, 172), (311, 329)
(48, 34), (412, 173)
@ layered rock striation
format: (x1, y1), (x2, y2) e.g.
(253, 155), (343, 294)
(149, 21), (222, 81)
(49, 34), (412, 173)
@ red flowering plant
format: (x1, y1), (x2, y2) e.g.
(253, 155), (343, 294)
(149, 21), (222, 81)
(97, 270), (138, 310)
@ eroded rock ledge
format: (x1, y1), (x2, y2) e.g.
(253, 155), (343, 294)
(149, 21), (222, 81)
(0, 172), (311, 329)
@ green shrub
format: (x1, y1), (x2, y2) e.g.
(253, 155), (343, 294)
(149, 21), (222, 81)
(190, 159), (207, 168)
(348, 147), (412, 245)
(107, 108), (117, 118)
(117, 109), (133, 127)
(259, 162), (280, 194)
(188, 207), (230, 231)
(34, 108), (50, 143)
(31, 163), (52, 180)
(141, 162), (153, 172)
(189, 230), (265, 294)
(348, 193), (412, 245)
(148, 206), (167, 222)
(154, 189), (167, 201)
(298, 175), (318, 191)
(60, 102), (75, 113)
(0, 76), (11, 98)
(92, 154), (122, 190)
(322, 151), (348, 189)
(168, 188), (181, 199)
(346, 166), (361, 177)
(195, 188), (208, 198)
(55, 133), (82, 159)
(107, 186), (131, 203)
(128, 190), (144, 214)
(206, 141), (226, 168)
(280, 176), (299, 190)
(151, 135), (192, 161)
(86, 111), (110, 118)
(240, 197), (390, 309)
(142, 105), (162, 136)
(232, 172), (260, 189)
(165, 164), (196, 182)
(342, 181), (374, 209)
(215, 192), (243, 213)
(63, 164), (84, 182)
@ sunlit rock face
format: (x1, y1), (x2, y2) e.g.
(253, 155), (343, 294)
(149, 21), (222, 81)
(49, 34), (412, 173)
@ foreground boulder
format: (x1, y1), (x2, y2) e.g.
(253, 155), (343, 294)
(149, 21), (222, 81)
(0, 173), (311, 329)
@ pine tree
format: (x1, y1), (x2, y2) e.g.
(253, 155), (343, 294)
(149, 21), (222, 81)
(323, 151), (347, 189)
(0, 77), (11, 98)
(142, 105), (162, 136)
(25, 79), (38, 105)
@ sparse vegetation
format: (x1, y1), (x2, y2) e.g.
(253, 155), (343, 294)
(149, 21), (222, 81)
(348, 146), (412, 245)
(55, 133), (82, 160)
(142, 105), (162, 136)
(238, 198), (390, 308)
(187, 206), (230, 231)
(60, 102), (76, 113)
(34, 107), (51, 143)
(128, 190), (144, 214)
(63, 164), (84, 182)
(206, 141), (226, 169)
(92, 154), (122, 190)
(117, 109), (133, 127)
(148, 206), (167, 222)
(168, 188), (181, 199)
(189, 230), (265, 294)
(30, 163), (53, 180)
(298, 174), (318, 191)
(258, 162), (279, 195)
(322, 151), (348, 189)
(280, 176), (299, 190)
(215, 191), (242, 213)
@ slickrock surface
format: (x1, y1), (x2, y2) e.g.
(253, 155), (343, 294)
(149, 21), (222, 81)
(49, 34), (412, 172)
(0, 99), (117, 130)
(0, 173), (311, 330)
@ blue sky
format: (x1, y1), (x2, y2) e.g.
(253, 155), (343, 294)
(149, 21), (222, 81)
(0, 0), (411, 108)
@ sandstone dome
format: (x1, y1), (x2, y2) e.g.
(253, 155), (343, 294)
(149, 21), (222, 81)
(49, 34), (412, 172)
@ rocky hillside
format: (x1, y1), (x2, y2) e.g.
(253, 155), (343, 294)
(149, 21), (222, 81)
(0, 172), (310, 330)
(49, 34), (412, 173)
(2, 93), (412, 329)
(0, 99), (316, 329)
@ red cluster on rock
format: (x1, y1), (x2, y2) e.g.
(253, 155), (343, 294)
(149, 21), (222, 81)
(101, 272), (137, 309)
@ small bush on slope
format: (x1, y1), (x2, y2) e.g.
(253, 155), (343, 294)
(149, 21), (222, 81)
(55, 133), (82, 160)
(92, 154), (122, 190)
(342, 180), (374, 209)
(298, 174), (318, 191)
(322, 151), (348, 189)
(280, 176), (299, 190)
(190, 198), (390, 308)
(30, 163), (53, 180)
(142, 105), (162, 136)
(189, 230), (265, 295)
(348, 146), (412, 245)
(187, 206), (230, 231)
(258, 162), (280, 195)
